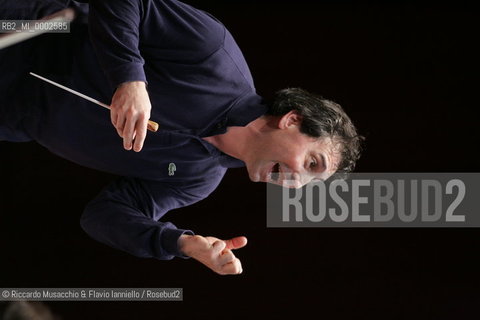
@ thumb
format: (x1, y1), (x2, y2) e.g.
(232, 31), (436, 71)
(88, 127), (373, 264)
(225, 236), (248, 250)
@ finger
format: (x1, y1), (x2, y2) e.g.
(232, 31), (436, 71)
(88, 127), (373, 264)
(111, 108), (124, 137)
(122, 114), (136, 150)
(133, 115), (148, 152)
(110, 108), (117, 127)
(115, 113), (126, 138)
(211, 240), (226, 255)
(218, 249), (235, 266)
(225, 236), (248, 250)
(221, 258), (243, 275)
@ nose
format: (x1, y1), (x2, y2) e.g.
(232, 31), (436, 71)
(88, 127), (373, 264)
(279, 158), (308, 189)
(283, 155), (305, 174)
(280, 172), (303, 189)
(282, 155), (314, 185)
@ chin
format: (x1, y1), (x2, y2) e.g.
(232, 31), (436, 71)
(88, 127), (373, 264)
(245, 167), (259, 182)
(245, 163), (265, 183)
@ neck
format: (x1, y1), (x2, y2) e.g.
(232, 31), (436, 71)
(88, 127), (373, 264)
(202, 116), (270, 161)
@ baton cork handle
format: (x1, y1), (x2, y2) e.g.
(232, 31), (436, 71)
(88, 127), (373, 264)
(147, 120), (159, 132)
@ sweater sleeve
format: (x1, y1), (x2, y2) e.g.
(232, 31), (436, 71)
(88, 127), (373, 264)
(88, 0), (148, 88)
(80, 177), (202, 260)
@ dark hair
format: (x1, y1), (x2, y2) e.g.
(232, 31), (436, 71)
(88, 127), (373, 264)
(266, 88), (364, 173)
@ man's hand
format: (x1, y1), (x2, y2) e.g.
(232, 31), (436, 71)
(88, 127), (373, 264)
(110, 81), (151, 152)
(178, 235), (247, 275)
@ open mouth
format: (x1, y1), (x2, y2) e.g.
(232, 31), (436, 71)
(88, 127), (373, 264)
(270, 163), (280, 182)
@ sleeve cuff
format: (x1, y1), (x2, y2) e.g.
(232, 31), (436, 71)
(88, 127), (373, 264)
(106, 62), (147, 89)
(161, 227), (194, 260)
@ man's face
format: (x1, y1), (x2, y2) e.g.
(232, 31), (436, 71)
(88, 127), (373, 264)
(245, 111), (340, 188)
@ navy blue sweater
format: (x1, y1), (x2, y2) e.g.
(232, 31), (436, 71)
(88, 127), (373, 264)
(0, 0), (267, 260)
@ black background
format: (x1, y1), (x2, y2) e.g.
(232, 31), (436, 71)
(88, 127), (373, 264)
(1, 0), (479, 319)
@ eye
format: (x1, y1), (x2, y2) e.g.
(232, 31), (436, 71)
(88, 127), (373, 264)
(310, 157), (318, 169)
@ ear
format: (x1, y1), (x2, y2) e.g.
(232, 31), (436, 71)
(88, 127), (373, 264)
(278, 110), (302, 129)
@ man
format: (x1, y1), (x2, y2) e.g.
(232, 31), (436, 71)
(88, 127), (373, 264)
(0, 0), (362, 275)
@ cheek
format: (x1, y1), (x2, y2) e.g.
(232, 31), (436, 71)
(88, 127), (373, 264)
(259, 141), (279, 158)
(263, 132), (307, 161)
(285, 141), (306, 158)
